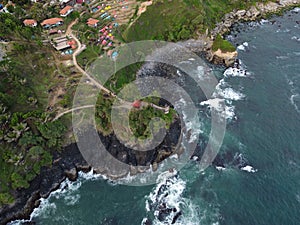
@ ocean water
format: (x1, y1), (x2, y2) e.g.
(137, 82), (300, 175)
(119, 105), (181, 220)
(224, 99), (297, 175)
(10, 8), (300, 225)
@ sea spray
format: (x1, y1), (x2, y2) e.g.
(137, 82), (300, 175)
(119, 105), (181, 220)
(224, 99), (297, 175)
(143, 169), (201, 225)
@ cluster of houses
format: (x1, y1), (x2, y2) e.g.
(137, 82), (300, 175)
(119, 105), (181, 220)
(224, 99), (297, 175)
(85, 3), (119, 48)
(21, 0), (120, 55)
(22, 0), (77, 29)
(86, 18), (118, 48)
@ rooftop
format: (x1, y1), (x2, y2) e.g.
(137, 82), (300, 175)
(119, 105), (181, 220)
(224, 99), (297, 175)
(60, 5), (73, 15)
(87, 18), (99, 26)
(41, 18), (63, 26)
(23, 19), (37, 26)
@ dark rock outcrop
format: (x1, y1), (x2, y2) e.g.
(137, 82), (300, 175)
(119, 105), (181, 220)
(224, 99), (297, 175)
(207, 0), (300, 66)
(0, 117), (181, 224)
(0, 144), (88, 225)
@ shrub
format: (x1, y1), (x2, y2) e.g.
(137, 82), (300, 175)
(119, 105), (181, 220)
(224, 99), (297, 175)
(212, 34), (236, 52)
(0, 192), (14, 205)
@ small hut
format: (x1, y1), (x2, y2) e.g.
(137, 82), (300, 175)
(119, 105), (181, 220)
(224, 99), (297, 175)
(132, 100), (141, 109)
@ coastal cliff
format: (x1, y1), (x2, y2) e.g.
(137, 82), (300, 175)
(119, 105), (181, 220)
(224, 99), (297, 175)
(0, 117), (181, 225)
(207, 0), (300, 66)
(1, 0), (300, 224)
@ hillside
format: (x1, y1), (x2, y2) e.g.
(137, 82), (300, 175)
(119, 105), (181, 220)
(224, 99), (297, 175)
(122, 0), (276, 42)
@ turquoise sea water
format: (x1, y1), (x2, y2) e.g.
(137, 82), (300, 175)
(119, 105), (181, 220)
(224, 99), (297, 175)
(11, 8), (300, 225)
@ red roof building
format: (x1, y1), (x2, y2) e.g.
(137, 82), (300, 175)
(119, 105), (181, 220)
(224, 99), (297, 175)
(68, 40), (76, 45)
(60, 5), (73, 17)
(23, 19), (37, 27)
(86, 18), (99, 27)
(41, 18), (63, 28)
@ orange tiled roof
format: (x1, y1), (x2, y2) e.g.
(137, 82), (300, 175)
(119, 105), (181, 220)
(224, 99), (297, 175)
(87, 18), (99, 25)
(60, 5), (73, 15)
(23, 19), (37, 26)
(41, 18), (63, 26)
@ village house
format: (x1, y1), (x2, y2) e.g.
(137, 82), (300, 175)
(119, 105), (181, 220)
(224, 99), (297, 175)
(41, 18), (64, 29)
(87, 18), (99, 27)
(51, 36), (70, 51)
(60, 5), (73, 17)
(23, 19), (37, 27)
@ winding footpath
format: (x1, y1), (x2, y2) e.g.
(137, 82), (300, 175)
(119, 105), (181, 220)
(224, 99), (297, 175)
(67, 20), (114, 95)
(53, 19), (169, 121)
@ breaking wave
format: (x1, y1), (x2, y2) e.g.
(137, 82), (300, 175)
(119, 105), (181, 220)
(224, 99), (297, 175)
(8, 171), (104, 225)
(142, 170), (200, 225)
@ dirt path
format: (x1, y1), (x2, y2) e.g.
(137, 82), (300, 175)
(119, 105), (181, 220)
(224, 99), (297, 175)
(53, 18), (169, 121)
(53, 104), (94, 121)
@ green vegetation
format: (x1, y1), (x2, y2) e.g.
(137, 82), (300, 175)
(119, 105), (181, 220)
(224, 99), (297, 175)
(77, 45), (102, 69)
(0, 13), (41, 40)
(212, 34), (236, 52)
(129, 106), (175, 139)
(0, 43), (59, 110)
(95, 63), (152, 136)
(95, 92), (177, 139)
(104, 63), (142, 93)
(0, 0), (294, 208)
(0, 16), (67, 206)
(95, 92), (114, 135)
(123, 0), (203, 42)
(0, 107), (66, 206)
(94, 64), (177, 137)
(123, 0), (276, 42)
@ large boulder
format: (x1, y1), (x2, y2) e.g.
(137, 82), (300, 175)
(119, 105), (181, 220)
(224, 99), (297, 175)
(64, 168), (78, 181)
(208, 49), (238, 67)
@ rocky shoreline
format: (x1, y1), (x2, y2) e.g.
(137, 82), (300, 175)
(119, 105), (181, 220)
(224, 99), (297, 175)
(0, 144), (89, 225)
(0, 117), (181, 225)
(1, 2), (300, 224)
(207, 0), (300, 66)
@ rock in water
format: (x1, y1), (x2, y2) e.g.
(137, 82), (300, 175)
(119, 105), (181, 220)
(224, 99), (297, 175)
(65, 168), (78, 181)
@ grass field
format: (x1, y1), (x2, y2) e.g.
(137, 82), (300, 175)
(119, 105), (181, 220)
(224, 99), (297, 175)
(123, 0), (276, 42)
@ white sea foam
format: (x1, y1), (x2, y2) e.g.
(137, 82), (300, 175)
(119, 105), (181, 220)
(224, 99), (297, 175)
(291, 7), (300, 13)
(290, 94), (300, 113)
(200, 62), (249, 121)
(224, 67), (248, 77)
(200, 98), (236, 121)
(223, 105), (236, 121)
(276, 55), (289, 60)
(293, 52), (300, 56)
(144, 170), (200, 225)
(237, 42), (249, 51)
(9, 170), (106, 224)
(237, 45), (246, 51)
(215, 86), (245, 101)
(276, 28), (290, 33)
(291, 36), (300, 42)
(175, 97), (202, 142)
(200, 98), (224, 111)
(240, 165), (258, 173)
(216, 166), (226, 171)
(214, 77), (245, 101)
(296, 194), (300, 203)
(260, 19), (270, 25)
